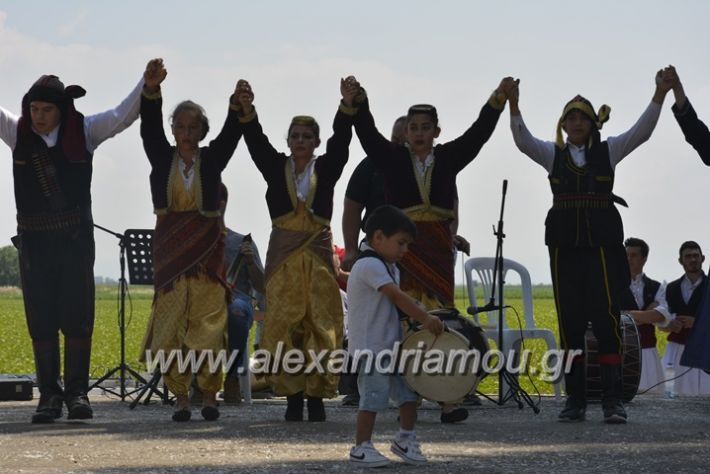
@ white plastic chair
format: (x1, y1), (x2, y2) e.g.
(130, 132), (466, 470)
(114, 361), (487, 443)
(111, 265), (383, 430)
(464, 257), (562, 400)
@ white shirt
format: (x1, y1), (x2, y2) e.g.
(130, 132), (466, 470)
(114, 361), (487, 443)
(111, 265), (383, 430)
(346, 242), (401, 355)
(178, 154), (198, 190)
(0, 78), (144, 155)
(412, 151), (435, 177)
(680, 274), (704, 305)
(289, 155), (318, 202)
(510, 101), (662, 173)
(629, 273), (672, 326)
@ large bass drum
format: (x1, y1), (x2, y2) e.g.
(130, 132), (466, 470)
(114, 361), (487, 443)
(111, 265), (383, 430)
(584, 313), (642, 402)
(400, 308), (489, 403)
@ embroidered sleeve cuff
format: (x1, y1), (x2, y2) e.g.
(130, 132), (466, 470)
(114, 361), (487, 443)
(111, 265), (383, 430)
(142, 88), (162, 100)
(339, 101), (358, 116)
(488, 91), (506, 110)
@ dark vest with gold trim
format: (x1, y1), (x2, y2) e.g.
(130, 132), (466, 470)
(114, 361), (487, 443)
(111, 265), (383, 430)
(12, 121), (93, 232)
(620, 275), (661, 349)
(545, 142), (623, 247)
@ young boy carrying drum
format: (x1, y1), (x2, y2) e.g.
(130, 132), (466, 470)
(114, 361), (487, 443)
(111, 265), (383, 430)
(347, 205), (443, 467)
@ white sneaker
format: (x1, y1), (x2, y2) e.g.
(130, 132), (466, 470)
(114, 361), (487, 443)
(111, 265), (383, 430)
(349, 441), (391, 468)
(390, 435), (427, 465)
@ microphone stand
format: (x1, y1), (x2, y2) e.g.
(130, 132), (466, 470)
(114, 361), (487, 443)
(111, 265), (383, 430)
(486, 181), (538, 412)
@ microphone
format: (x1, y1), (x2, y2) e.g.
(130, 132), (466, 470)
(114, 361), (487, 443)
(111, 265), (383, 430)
(502, 179), (508, 196)
(467, 302), (503, 316)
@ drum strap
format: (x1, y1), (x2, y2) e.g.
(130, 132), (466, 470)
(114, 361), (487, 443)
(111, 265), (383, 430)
(355, 249), (416, 328)
(354, 249), (397, 283)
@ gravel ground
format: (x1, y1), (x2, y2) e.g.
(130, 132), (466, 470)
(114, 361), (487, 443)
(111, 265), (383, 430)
(0, 390), (709, 474)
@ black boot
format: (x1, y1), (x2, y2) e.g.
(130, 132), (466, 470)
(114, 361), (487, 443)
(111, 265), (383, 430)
(601, 363), (627, 424)
(64, 342), (93, 420)
(559, 362), (586, 422)
(31, 343), (64, 424)
(307, 396), (326, 422)
(285, 392), (304, 421)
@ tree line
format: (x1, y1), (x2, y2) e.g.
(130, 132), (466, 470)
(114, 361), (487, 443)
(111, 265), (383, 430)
(0, 245), (20, 287)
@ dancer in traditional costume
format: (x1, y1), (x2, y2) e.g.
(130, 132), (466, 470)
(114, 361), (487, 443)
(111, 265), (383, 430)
(0, 61), (149, 423)
(622, 238), (671, 394)
(349, 75), (514, 422)
(507, 71), (673, 423)
(139, 60), (245, 422)
(662, 241), (710, 396)
(235, 77), (358, 421)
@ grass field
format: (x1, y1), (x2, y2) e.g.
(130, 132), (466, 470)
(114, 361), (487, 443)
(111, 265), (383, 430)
(0, 284), (669, 396)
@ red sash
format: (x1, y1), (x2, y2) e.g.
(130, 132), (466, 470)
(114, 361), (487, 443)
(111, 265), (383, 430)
(399, 220), (454, 305)
(152, 211), (226, 292)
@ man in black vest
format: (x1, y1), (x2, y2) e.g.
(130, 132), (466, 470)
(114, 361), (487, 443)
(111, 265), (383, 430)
(1, 60), (153, 423)
(662, 241), (710, 395)
(621, 238), (671, 393)
(507, 71), (673, 423)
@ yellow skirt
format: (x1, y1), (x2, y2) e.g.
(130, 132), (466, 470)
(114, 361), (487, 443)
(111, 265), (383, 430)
(141, 272), (227, 396)
(262, 249), (343, 398)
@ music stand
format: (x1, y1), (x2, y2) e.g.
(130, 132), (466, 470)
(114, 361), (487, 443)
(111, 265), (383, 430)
(89, 226), (152, 401)
(123, 229), (172, 408)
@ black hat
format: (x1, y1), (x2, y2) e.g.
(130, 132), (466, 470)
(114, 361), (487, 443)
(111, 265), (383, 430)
(407, 104), (438, 126)
(25, 75), (86, 109)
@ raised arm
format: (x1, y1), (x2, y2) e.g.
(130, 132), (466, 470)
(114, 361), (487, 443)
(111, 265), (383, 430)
(607, 69), (672, 167)
(668, 67), (710, 165)
(508, 80), (556, 173)
(235, 80), (284, 179)
(84, 59), (164, 153)
(204, 80), (244, 172)
(351, 77), (403, 174)
(316, 77), (359, 180)
(0, 105), (19, 150)
(438, 78), (511, 173)
(139, 59), (171, 165)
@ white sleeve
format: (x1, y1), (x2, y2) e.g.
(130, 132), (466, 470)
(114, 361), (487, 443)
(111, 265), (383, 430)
(83, 78), (144, 154)
(0, 105), (19, 150)
(652, 283), (673, 327)
(607, 101), (662, 168)
(359, 258), (396, 291)
(510, 114), (556, 173)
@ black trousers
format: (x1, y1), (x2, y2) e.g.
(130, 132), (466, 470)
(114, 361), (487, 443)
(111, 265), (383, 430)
(17, 226), (95, 350)
(549, 245), (628, 360)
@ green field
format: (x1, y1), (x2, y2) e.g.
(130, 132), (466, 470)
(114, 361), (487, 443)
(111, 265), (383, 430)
(0, 284), (669, 396)
(0, 285), (154, 378)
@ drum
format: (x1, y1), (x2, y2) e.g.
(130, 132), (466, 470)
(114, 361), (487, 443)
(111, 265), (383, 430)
(400, 309), (489, 403)
(584, 313), (642, 402)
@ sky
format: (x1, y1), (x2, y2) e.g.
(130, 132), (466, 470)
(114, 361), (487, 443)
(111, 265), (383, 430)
(0, 0), (709, 286)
